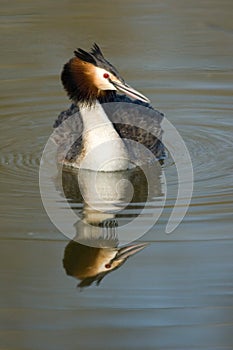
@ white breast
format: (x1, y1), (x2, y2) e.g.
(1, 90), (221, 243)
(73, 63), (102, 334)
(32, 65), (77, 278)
(79, 101), (131, 171)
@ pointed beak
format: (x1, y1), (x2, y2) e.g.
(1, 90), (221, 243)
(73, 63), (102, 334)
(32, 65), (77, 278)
(114, 242), (148, 261)
(110, 79), (150, 104)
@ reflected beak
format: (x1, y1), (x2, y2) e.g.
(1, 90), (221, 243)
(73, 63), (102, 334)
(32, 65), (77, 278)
(110, 79), (150, 103)
(114, 242), (149, 261)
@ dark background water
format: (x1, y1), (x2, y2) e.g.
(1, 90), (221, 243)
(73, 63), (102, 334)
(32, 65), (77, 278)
(1, 0), (233, 349)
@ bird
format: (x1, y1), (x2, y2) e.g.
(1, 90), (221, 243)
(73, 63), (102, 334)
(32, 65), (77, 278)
(63, 239), (148, 288)
(53, 43), (165, 171)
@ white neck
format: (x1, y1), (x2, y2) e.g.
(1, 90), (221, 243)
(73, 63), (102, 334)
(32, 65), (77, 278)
(79, 101), (130, 171)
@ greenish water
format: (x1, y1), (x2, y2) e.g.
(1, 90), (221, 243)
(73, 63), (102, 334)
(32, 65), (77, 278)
(1, 0), (233, 349)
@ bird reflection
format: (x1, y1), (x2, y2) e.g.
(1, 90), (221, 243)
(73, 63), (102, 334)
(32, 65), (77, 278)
(63, 229), (147, 288)
(60, 165), (162, 288)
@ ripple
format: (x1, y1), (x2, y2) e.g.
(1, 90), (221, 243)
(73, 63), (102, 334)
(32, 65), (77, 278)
(1, 151), (40, 170)
(186, 125), (232, 188)
(1, 72), (233, 241)
(164, 117), (233, 192)
(0, 146), (41, 186)
(156, 111), (233, 235)
(0, 99), (51, 187)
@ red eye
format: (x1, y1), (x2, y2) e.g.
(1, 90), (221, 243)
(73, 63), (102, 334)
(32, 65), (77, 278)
(103, 73), (109, 79)
(105, 263), (111, 269)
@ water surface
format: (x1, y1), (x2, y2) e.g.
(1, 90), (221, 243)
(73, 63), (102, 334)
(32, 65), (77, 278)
(1, 0), (233, 349)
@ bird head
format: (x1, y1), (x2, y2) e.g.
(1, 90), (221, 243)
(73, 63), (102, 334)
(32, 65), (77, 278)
(61, 43), (150, 106)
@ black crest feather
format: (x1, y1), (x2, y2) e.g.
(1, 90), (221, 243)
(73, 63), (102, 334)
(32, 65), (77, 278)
(74, 47), (96, 65)
(74, 43), (104, 65)
(90, 43), (104, 59)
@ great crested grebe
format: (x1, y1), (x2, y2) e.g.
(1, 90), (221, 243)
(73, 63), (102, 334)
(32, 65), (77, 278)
(53, 43), (165, 171)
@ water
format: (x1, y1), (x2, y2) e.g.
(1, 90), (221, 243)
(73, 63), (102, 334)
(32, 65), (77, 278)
(1, 0), (233, 349)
